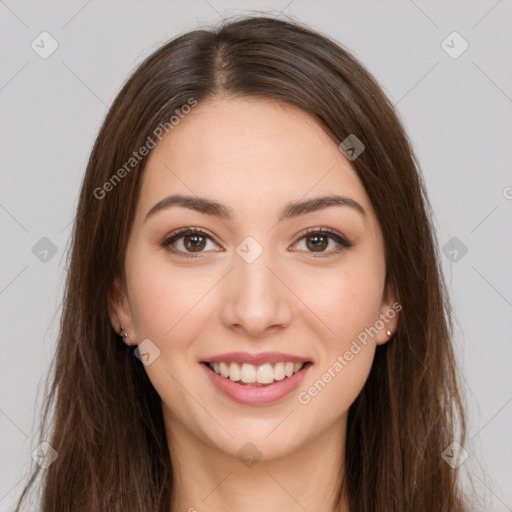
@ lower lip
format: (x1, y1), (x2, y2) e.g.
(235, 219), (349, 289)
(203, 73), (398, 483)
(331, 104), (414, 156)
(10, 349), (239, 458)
(201, 362), (312, 406)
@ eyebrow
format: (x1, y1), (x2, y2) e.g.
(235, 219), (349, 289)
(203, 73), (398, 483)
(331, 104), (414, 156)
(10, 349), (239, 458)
(144, 193), (366, 223)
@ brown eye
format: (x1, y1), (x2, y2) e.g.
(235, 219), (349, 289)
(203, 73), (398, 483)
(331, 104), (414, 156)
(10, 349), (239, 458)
(182, 233), (207, 252)
(293, 228), (352, 257)
(305, 233), (329, 252)
(161, 228), (220, 257)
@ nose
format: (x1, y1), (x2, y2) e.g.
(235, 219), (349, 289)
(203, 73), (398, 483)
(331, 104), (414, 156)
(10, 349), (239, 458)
(219, 244), (292, 337)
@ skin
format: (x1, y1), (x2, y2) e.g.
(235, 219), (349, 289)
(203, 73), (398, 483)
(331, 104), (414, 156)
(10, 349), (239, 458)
(108, 96), (399, 512)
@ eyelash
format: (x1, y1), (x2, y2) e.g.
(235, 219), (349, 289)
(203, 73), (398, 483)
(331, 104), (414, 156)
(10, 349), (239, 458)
(160, 226), (352, 259)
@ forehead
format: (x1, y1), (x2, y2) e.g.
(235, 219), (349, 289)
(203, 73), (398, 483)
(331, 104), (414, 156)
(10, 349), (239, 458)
(137, 97), (375, 226)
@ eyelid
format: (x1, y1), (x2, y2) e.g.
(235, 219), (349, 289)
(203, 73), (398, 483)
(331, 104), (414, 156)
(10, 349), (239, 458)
(163, 226), (217, 243)
(294, 226), (351, 247)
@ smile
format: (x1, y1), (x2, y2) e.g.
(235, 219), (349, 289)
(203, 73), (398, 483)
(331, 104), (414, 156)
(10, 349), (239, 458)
(201, 361), (313, 406)
(206, 361), (306, 386)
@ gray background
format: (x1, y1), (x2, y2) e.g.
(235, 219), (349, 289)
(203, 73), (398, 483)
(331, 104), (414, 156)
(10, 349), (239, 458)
(1, 1), (511, 510)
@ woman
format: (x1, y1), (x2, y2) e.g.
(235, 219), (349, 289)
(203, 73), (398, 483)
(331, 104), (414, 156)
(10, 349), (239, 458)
(16, 15), (471, 512)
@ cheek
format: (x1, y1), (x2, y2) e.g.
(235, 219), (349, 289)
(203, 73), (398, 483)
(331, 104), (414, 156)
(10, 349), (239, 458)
(292, 259), (384, 409)
(294, 259), (385, 347)
(298, 341), (375, 416)
(126, 249), (217, 345)
(295, 285), (379, 415)
(126, 258), (216, 399)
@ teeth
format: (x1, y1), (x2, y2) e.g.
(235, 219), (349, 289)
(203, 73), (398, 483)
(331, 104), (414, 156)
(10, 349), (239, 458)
(274, 362), (285, 380)
(240, 363), (256, 383)
(208, 361), (306, 384)
(255, 363), (274, 384)
(229, 362), (241, 381)
(219, 362), (229, 378)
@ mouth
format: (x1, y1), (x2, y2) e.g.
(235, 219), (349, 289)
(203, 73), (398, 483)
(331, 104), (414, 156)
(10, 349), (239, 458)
(200, 358), (313, 406)
(201, 360), (313, 387)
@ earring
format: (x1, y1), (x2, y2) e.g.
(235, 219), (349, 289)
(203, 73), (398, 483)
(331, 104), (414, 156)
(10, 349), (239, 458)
(386, 330), (392, 337)
(118, 326), (129, 345)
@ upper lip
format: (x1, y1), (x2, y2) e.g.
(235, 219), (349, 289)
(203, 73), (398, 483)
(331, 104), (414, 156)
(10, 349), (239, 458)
(201, 352), (311, 366)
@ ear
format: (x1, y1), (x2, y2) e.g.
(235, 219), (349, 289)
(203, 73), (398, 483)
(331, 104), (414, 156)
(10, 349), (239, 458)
(375, 278), (401, 346)
(108, 275), (136, 345)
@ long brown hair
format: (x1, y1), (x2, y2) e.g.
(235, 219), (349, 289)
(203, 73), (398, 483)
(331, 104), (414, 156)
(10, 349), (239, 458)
(15, 14), (470, 512)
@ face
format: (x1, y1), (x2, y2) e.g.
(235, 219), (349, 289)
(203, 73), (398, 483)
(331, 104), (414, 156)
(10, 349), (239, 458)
(109, 96), (398, 460)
